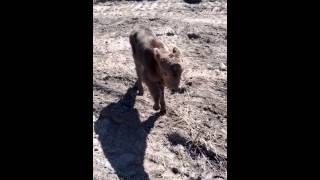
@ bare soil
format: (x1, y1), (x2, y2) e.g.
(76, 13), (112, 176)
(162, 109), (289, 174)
(93, 0), (227, 179)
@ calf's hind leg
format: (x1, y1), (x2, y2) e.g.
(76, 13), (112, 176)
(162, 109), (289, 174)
(134, 61), (144, 96)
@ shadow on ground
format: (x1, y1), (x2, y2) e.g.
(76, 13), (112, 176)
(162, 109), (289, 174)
(184, 0), (201, 4)
(94, 82), (161, 179)
(167, 131), (227, 172)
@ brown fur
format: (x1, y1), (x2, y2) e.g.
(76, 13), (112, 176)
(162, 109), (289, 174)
(129, 26), (183, 114)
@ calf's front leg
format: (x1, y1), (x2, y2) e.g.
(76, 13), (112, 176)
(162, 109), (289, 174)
(147, 82), (161, 111)
(159, 84), (166, 115)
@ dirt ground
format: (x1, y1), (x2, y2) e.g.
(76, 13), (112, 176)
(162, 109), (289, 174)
(93, 0), (227, 179)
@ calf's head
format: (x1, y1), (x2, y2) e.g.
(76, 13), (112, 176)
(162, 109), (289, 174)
(154, 47), (183, 92)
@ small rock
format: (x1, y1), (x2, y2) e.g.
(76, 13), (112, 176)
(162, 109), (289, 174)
(104, 161), (113, 170)
(171, 167), (179, 174)
(94, 148), (98, 151)
(166, 32), (174, 36)
(184, 0), (201, 4)
(168, 129), (189, 145)
(186, 81), (192, 86)
(148, 17), (159, 21)
(219, 63), (227, 71)
(155, 173), (162, 178)
(206, 39), (210, 43)
(187, 33), (200, 39)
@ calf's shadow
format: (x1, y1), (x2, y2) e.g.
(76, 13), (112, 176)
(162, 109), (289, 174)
(94, 83), (160, 179)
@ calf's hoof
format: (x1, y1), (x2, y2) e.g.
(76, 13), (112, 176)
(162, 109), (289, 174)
(159, 109), (167, 115)
(153, 104), (160, 111)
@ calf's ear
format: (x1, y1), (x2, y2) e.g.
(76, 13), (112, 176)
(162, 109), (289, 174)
(172, 47), (181, 57)
(153, 48), (161, 60)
